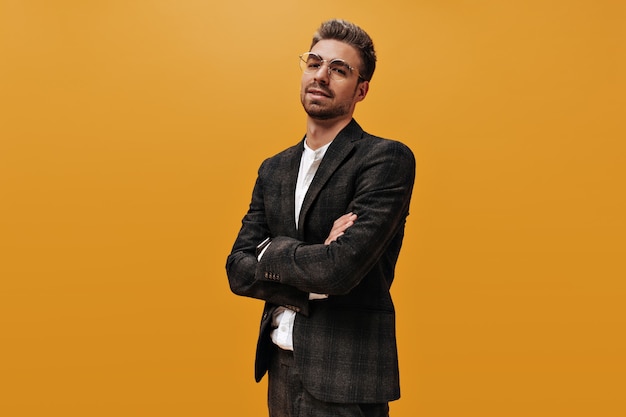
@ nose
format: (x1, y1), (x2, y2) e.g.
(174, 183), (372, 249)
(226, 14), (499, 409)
(313, 63), (330, 84)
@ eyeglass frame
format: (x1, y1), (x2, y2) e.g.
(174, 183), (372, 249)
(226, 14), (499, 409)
(299, 52), (368, 82)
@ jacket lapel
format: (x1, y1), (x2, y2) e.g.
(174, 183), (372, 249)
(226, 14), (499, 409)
(297, 120), (363, 234)
(281, 139), (305, 237)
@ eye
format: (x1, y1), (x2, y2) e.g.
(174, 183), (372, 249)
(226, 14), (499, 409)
(329, 61), (350, 77)
(305, 54), (323, 69)
(307, 61), (322, 70)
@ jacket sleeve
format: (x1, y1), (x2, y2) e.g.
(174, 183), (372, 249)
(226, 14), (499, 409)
(255, 140), (415, 295)
(225, 160), (310, 315)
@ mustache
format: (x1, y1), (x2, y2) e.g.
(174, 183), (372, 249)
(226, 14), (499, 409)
(305, 83), (333, 98)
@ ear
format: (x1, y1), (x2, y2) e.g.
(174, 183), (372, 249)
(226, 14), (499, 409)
(355, 80), (369, 102)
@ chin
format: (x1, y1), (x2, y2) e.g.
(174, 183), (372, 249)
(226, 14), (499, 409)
(306, 110), (344, 121)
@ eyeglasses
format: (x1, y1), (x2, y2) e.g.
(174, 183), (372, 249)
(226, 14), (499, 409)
(299, 52), (365, 81)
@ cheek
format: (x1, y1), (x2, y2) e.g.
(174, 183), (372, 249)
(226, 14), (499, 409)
(300, 75), (317, 97)
(300, 77), (309, 93)
(335, 87), (353, 101)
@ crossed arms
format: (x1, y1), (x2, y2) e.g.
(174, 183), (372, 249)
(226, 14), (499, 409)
(226, 139), (415, 312)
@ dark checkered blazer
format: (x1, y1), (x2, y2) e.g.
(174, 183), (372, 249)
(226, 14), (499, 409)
(226, 119), (415, 403)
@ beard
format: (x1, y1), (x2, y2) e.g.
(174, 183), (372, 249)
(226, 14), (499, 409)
(300, 83), (356, 120)
(302, 100), (352, 120)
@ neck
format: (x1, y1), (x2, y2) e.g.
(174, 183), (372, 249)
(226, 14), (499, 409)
(305, 116), (352, 150)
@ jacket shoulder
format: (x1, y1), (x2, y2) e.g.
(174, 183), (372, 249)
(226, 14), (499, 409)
(357, 132), (415, 163)
(258, 140), (303, 172)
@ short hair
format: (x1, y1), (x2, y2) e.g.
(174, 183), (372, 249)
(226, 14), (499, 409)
(310, 19), (377, 82)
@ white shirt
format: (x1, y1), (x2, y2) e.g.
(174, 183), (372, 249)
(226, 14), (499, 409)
(270, 139), (331, 350)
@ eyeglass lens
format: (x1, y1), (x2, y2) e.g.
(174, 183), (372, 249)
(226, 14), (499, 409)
(300, 53), (352, 80)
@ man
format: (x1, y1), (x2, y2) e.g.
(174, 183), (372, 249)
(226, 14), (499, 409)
(226, 19), (415, 417)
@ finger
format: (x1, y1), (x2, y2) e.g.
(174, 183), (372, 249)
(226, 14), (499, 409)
(335, 212), (356, 224)
(331, 222), (351, 236)
(335, 215), (357, 229)
(325, 231), (344, 245)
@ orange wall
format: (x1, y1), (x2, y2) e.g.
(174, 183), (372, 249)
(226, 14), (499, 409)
(1, 1), (624, 416)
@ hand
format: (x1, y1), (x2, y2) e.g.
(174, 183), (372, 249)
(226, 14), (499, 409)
(324, 212), (357, 245)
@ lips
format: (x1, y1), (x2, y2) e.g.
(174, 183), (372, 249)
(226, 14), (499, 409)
(306, 85), (332, 98)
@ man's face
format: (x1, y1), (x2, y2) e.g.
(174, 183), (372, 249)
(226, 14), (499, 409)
(300, 39), (369, 121)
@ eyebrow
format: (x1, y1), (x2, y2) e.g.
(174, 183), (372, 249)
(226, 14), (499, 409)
(313, 53), (350, 65)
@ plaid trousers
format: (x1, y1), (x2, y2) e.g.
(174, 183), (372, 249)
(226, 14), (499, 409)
(268, 346), (390, 417)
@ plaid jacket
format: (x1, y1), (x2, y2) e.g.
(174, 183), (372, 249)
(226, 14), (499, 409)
(226, 119), (415, 403)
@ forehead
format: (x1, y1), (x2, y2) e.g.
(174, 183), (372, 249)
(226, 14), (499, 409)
(310, 39), (361, 65)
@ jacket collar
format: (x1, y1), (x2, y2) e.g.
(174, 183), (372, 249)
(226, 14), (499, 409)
(296, 119), (364, 234)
